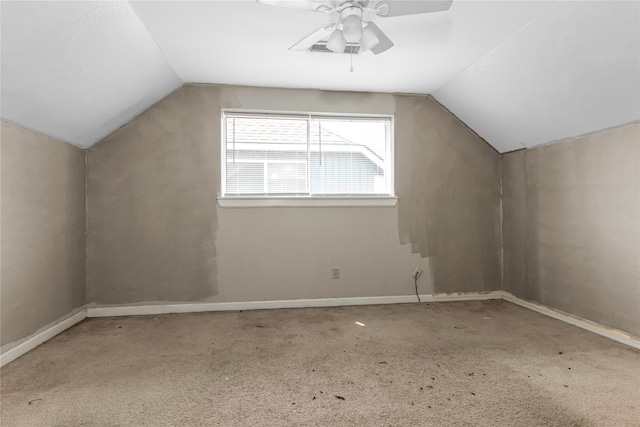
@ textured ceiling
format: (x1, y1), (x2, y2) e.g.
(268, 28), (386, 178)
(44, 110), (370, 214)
(433, 1), (640, 153)
(1, 1), (638, 152)
(0, 1), (181, 148)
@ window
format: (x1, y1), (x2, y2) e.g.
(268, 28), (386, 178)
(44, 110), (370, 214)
(220, 111), (394, 206)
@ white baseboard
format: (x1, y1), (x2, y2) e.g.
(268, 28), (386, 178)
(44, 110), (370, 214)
(86, 291), (504, 318)
(423, 291), (504, 302)
(3, 290), (637, 367)
(0, 309), (87, 368)
(84, 291), (640, 351)
(501, 291), (640, 350)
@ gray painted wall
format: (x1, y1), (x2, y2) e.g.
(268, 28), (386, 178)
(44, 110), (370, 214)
(3, 83), (636, 347)
(395, 96), (502, 293)
(87, 84), (501, 305)
(1, 121), (86, 349)
(502, 123), (640, 336)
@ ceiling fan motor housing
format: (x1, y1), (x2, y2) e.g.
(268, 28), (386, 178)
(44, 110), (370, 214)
(340, 6), (364, 43)
(340, 5), (364, 19)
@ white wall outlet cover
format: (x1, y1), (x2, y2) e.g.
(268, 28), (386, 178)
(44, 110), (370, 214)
(413, 267), (423, 279)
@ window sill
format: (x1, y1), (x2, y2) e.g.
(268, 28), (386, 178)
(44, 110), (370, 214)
(217, 196), (398, 208)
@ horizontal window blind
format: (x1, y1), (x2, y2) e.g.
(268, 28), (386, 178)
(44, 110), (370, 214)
(222, 112), (392, 197)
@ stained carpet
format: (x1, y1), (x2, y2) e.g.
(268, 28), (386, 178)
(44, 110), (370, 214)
(1, 300), (638, 426)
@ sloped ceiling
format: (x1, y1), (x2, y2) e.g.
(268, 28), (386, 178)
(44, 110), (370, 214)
(433, 1), (640, 152)
(1, 1), (638, 152)
(0, 1), (181, 148)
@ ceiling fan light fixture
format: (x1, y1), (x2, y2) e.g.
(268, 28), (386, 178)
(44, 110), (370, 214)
(342, 14), (363, 43)
(326, 29), (346, 53)
(359, 25), (380, 52)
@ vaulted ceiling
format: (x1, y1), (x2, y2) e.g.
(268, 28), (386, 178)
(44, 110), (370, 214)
(2, 1), (638, 153)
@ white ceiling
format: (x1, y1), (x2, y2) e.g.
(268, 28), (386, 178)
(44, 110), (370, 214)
(1, 1), (181, 148)
(433, 1), (640, 152)
(128, 0), (554, 94)
(1, 1), (638, 152)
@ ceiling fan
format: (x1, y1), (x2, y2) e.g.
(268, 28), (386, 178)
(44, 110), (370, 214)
(257, 0), (453, 55)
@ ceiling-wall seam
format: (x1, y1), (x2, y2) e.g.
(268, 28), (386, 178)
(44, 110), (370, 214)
(430, 2), (559, 96)
(0, 118), (85, 150)
(90, 84), (186, 149)
(427, 94), (500, 155)
(524, 120), (640, 152)
(126, 1), (182, 85)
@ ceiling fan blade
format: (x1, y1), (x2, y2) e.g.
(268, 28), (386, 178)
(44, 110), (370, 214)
(289, 24), (336, 51)
(373, 0), (453, 17)
(366, 22), (394, 55)
(256, 0), (333, 12)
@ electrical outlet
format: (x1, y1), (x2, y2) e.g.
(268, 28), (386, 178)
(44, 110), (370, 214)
(332, 267), (340, 279)
(413, 267), (423, 280)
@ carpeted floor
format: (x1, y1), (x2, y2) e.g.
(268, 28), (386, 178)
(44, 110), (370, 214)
(1, 300), (639, 426)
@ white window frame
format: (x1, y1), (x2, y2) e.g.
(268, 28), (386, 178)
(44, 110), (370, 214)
(218, 109), (397, 208)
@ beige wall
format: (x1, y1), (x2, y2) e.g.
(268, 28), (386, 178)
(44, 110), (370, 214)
(6, 82), (635, 346)
(2, 82), (635, 349)
(502, 123), (640, 337)
(395, 96), (502, 293)
(1, 121), (86, 349)
(87, 84), (502, 305)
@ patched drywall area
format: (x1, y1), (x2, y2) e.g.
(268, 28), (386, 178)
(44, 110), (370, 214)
(87, 84), (501, 305)
(215, 206), (431, 302)
(395, 97), (502, 293)
(213, 85), (431, 302)
(87, 86), (219, 304)
(502, 123), (640, 337)
(1, 121), (86, 349)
